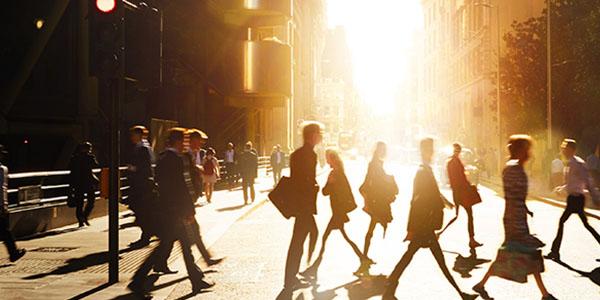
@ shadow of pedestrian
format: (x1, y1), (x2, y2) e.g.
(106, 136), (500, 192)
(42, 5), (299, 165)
(553, 260), (600, 286)
(452, 250), (491, 278)
(309, 275), (387, 300)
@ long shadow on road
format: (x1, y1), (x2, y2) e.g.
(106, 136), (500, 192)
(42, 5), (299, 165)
(552, 259), (600, 286)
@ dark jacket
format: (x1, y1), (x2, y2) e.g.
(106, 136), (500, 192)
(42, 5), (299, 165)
(406, 164), (445, 242)
(238, 149), (258, 179)
(128, 143), (155, 203)
(270, 150), (285, 169)
(361, 159), (397, 225)
(289, 145), (319, 215)
(155, 149), (195, 219)
(323, 168), (356, 216)
(68, 152), (99, 191)
(447, 155), (471, 206)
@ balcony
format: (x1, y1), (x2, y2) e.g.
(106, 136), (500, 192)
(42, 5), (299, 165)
(226, 40), (291, 108)
(219, 0), (293, 26)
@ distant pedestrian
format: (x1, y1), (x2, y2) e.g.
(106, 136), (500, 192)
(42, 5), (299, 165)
(68, 142), (99, 227)
(126, 126), (155, 248)
(0, 145), (26, 262)
(473, 135), (556, 300)
(187, 129), (209, 203)
(129, 128), (213, 298)
(586, 142), (600, 188)
(201, 148), (220, 203)
(447, 143), (483, 249)
(271, 145), (285, 186)
(550, 154), (564, 189)
(238, 142), (258, 205)
(383, 138), (476, 300)
(359, 141), (397, 275)
(300, 148), (371, 282)
(283, 122), (322, 291)
(224, 142), (236, 188)
(546, 138), (600, 261)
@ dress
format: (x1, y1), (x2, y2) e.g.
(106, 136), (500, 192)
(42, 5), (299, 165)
(489, 160), (545, 283)
(361, 159), (396, 226)
(201, 157), (219, 184)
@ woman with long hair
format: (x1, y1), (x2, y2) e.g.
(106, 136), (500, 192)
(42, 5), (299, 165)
(358, 141), (398, 275)
(300, 149), (372, 281)
(201, 148), (220, 203)
(472, 135), (556, 300)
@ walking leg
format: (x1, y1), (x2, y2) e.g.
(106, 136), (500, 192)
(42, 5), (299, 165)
(533, 272), (551, 298)
(363, 219), (377, 256)
(578, 212), (600, 245)
(242, 179), (248, 204)
(250, 182), (255, 202)
(549, 209), (573, 257)
(83, 189), (95, 223)
(383, 242), (420, 299)
(284, 216), (310, 288)
(430, 240), (464, 296)
(340, 226), (369, 261)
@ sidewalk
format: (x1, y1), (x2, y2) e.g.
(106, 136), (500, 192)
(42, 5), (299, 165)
(0, 171), (280, 300)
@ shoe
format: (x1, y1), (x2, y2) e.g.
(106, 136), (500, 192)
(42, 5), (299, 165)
(192, 279), (215, 293)
(152, 266), (178, 274)
(78, 222), (85, 228)
(542, 294), (558, 300)
(129, 239), (150, 248)
(206, 257), (224, 267)
(469, 240), (483, 248)
(544, 252), (560, 261)
(9, 249), (26, 262)
(461, 292), (479, 300)
(472, 284), (492, 299)
(127, 280), (152, 299)
(84, 218), (91, 226)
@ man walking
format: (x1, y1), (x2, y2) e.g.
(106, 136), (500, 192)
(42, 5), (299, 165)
(187, 129), (208, 203)
(546, 139), (600, 261)
(129, 128), (213, 298)
(238, 142), (258, 205)
(283, 122), (322, 291)
(271, 145), (285, 186)
(224, 142), (236, 188)
(0, 145), (26, 262)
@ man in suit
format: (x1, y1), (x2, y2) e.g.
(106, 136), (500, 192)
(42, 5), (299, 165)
(271, 145), (285, 186)
(283, 122), (322, 291)
(238, 141), (258, 204)
(127, 126), (155, 248)
(383, 138), (476, 300)
(129, 128), (213, 298)
(187, 129), (208, 203)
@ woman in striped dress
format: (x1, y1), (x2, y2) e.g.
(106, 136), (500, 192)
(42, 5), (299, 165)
(472, 135), (556, 300)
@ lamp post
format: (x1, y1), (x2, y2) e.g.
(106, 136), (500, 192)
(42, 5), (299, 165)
(475, 2), (501, 175)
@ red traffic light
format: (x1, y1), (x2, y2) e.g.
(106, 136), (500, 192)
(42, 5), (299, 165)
(96, 0), (116, 13)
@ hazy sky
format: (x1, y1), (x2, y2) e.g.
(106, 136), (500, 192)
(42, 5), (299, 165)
(327, 0), (424, 115)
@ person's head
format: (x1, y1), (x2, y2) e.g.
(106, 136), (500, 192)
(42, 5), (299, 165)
(420, 137), (435, 164)
(272, 146), (278, 152)
(452, 142), (462, 156)
(166, 127), (186, 153)
(80, 142), (93, 154)
(245, 141), (253, 150)
(129, 125), (147, 144)
(227, 142), (234, 150)
(187, 129), (208, 150)
(560, 138), (577, 159)
(276, 144), (281, 151)
(325, 148), (344, 170)
(302, 121), (323, 147)
(372, 141), (387, 161)
(206, 147), (216, 157)
(507, 134), (533, 163)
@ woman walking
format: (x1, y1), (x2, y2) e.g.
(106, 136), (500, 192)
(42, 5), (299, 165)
(472, 135), (556, 300)
(201, 148), (220, 203)
(300, 149), (372, 281)
(359, 141), (398, 275)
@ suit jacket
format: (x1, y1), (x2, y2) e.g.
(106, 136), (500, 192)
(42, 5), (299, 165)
(238, 149), (258, 179)
(289, 145), (319, 215)
(155, 149), (195, 219)
(128, 143), (155, 202)
(406, 164), (445, 240)
(270, 151), (285, 169)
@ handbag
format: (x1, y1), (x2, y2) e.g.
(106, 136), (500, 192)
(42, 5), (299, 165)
(268, 176), (297, 219)
(462, 185), (482, 207)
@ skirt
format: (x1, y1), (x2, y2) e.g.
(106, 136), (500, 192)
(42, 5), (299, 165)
(202, 174), (218, 184)
(489, 245), (544, 283)
(330, 212), (349, 229)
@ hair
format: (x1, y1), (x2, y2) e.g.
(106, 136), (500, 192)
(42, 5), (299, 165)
(129, 125), (148, 137)
(227, 142), (234, 148)
(302, 121), (323, 142)
(560, 138), (577, 150)
(420, 137), (434, 152)
(372, 141), (387, 161)
(452, 142), (462, 151)
(326, 148), (344, 171)
(507, 134), (532, 159)
(187, 129), (208, 140)
(207, 147), (216, 156)
(245, 141), (253, 149)
(166, 127), (186, 146)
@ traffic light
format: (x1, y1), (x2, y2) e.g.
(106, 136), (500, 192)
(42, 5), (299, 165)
(89, 0), (122, 78)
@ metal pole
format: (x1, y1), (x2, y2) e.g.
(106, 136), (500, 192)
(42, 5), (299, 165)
(546, 0), (553, 150)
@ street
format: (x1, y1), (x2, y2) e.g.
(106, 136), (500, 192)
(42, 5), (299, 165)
(1, 159), (600, 299)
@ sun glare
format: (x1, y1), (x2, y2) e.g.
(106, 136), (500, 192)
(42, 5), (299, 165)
(327, 0), (423, 116)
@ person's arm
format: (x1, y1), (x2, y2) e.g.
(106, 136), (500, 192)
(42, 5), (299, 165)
(322, 173), (334, 196)
(214, 158), (221, 178)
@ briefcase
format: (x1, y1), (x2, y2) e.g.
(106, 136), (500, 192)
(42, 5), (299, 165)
(268, 176), (297, 219)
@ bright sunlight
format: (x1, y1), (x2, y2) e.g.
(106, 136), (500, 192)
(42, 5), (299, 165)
(327, 0), (423, 116)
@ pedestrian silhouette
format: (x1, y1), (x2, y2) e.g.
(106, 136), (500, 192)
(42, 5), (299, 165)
(383, 138), (477, 300)
(0, 145), (26, 262)
(201, 148), (220, 203)
(271, 145), (285, 186)
(359, 141), (397, 275)
(473, 135), (556, 300)
(238, 141), (258, 204)
(299, 148), (372, 282)
(68, 142), (99, 227)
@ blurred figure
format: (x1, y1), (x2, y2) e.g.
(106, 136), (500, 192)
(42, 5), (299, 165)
(359, 141), (397, 275)
(447, 143), (482, 249)
(224, 142), (236, 188)
(283, 122), (322, 291)
(201, 148), (220, 203)
(473, 135), (555, 300)
(550, 154), (564, 189)
(383, 138), (476, 300)
(127, 126), (155, 248)
(238, 142), (258, 204)
(187, 129), (209, 203)
(586, 142), (600, 188)
(0, 145), (26, 262)
(300, 148), (371, 282)
(546, 139), (600, 261)
(68, 142), (99, 227)
(129, 128), (213, 298)
(271, 145), (285, 186)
